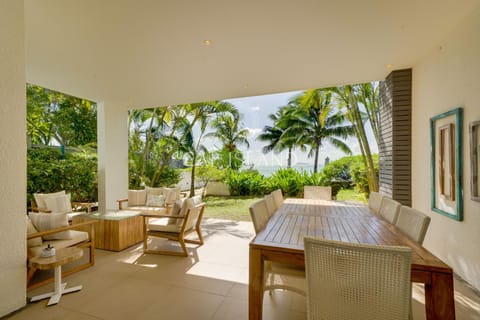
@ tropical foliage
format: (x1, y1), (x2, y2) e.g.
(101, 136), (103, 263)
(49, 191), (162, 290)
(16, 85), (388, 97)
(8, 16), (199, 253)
(259, 82), (380, 191)
(27, 85), (98, 206)
(223, 154), (378, 198)
(27, 84), (97, 147)
(128, 101), (249, 196)
(27, 147), (97, 205)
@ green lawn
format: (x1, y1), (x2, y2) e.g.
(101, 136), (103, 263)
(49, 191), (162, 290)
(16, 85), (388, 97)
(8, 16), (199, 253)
(203, 189), (367, 222)
(203, 196), (262, 221)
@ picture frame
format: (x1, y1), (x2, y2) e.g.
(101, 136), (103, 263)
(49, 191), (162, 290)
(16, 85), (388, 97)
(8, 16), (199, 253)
(470, 120), (480, 202)
(430, 107), (463, 221)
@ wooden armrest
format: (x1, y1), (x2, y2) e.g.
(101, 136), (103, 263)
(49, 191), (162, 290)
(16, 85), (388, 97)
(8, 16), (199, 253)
(180, 192), (188, 198)
(27, 220), (96, 240)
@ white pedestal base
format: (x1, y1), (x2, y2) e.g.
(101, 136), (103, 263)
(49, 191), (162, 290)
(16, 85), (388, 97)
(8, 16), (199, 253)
(30, 265), (82, 306)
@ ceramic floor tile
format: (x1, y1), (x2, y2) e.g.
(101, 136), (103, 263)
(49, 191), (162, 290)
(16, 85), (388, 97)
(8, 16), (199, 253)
(139, 285), (224, 320)
(11, 218), (480, 320)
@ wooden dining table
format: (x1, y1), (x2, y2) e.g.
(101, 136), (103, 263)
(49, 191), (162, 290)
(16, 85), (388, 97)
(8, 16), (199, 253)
(249, 198), (455, 320)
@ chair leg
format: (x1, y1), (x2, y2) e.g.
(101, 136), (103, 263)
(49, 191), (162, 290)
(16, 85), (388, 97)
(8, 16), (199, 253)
(179, 236), (188, 257)
(196, 225), (204, 245)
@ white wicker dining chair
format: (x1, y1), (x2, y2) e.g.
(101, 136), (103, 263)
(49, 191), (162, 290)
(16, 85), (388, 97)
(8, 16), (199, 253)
(368, 191), (384, 214)
(396, 206), (431, 245)
(249, 200), (306, 297)
(379, 197), (401, 224)
(304, 237), (412, 320)
(271, 189), (284, 209)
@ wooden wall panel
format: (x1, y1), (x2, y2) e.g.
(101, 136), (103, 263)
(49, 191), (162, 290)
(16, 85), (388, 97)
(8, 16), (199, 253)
(379, 69), (412, 206)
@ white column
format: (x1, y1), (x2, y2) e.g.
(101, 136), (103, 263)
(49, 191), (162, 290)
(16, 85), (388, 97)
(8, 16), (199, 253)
(97, 101), (129, 212)
(0, 0), (27, 316)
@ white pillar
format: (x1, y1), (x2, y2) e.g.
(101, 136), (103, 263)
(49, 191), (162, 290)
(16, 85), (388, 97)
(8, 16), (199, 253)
(97, 101), (129, 212)
(0, 0), (27, 316)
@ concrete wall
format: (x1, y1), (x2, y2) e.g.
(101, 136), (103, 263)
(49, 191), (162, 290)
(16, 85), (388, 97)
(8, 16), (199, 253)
(412, 4), (480, 290)
(0, 0), (27, 316)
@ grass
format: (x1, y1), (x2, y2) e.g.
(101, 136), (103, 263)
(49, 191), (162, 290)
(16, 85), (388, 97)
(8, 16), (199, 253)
(203, 196), (262, 221)
(203, 189), (367, 222)
(336, 189), (367, 203)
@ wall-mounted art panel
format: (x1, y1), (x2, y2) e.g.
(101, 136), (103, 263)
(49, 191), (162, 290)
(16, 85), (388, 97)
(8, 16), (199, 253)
(430, 108), (463, 220)
(470, 120), (480, 202)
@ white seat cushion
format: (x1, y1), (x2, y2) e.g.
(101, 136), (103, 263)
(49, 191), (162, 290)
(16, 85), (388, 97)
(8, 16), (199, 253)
(125, 206), (168, 214)
(29, 230), (89, 257)
(148, 217), (180, 233)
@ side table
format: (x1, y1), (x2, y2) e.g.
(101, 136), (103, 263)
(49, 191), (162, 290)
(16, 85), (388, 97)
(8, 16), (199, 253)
(29, 247), (83, 306)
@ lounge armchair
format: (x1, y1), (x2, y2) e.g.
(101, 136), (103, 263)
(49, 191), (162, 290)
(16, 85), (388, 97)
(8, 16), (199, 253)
(142, 196), (205, 257)
(27, 215), (96, 290)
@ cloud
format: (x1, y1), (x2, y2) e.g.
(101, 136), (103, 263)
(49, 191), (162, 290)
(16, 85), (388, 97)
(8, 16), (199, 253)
(246, 127), (262, 137)
(250, 106), (260, 111)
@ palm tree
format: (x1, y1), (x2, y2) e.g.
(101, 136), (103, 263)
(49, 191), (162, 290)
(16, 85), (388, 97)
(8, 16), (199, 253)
(206, 113), (250, 170)
(179, 101), (238, 196)
(329, 84), (379, 192)
(257, 106), (301, 168)
(287, 89), (355, 173)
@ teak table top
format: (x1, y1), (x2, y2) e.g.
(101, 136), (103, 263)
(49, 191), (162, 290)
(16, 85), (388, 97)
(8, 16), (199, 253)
(251, 198), (451, 274)
(29, 247), (83, 270)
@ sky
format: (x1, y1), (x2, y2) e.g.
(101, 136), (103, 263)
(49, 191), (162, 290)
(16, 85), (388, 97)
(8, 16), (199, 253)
(206, 90), (379, 168)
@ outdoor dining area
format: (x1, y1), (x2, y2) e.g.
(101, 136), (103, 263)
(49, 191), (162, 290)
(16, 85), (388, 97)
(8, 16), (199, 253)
(15, 187), (480, 320)
(248, 189), (453, 319)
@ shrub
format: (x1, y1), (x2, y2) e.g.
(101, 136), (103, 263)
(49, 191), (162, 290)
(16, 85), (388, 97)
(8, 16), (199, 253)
(225, 170), (266, 196)
(350, 154), (379, 194)
(27, 147), (98, 206)
(265, 168), (307, 197)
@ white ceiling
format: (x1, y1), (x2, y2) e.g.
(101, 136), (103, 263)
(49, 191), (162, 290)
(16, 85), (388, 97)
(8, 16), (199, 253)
(24, 0), (480, 108)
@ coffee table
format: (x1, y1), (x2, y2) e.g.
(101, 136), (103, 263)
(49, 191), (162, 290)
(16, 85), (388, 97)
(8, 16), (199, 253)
(73, 210), (143, 251)
(30, 247), (83, 306)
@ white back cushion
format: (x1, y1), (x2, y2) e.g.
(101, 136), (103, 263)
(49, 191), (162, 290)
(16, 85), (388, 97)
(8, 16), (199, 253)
(33, 190), (66, 210)
(44, 193), (72, 213)
(29, 212), (72, 240)
(128, 190), (147, 206)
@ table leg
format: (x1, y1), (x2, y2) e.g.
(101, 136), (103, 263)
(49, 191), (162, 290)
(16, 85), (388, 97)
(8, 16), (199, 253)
(249, 247), (264, 320)
(30, 265), (82, 306)
(425, 272), (456, 320)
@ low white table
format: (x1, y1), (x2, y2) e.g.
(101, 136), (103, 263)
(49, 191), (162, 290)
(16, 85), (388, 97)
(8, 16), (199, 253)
(30, 247), (83, 306)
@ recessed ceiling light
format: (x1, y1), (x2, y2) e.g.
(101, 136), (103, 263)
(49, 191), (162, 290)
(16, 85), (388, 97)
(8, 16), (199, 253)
(203, 40), (212, 46)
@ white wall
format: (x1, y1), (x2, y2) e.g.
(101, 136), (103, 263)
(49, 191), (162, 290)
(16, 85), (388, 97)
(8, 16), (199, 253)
(412, 4), (480, 290)
(97, 101), (129, 212)
(0, 0), (27, 316)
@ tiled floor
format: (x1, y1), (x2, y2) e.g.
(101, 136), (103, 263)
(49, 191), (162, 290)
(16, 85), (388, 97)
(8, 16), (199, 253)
(7, 218), (480, 320)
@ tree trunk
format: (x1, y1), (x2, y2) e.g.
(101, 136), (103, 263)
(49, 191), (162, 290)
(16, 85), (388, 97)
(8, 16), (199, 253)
(288, 147), (292, 168)
(189, 153), (197, 197)
(350, 97), (378, 192)
(313, 144), (320, 173)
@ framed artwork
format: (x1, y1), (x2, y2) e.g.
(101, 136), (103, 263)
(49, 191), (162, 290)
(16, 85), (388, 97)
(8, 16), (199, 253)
(470, 120), (480, 202)
(430, 107), (463, 220)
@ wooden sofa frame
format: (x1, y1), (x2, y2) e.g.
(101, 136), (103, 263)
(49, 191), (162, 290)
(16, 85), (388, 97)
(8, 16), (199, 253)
(27, 220), (96, 290)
